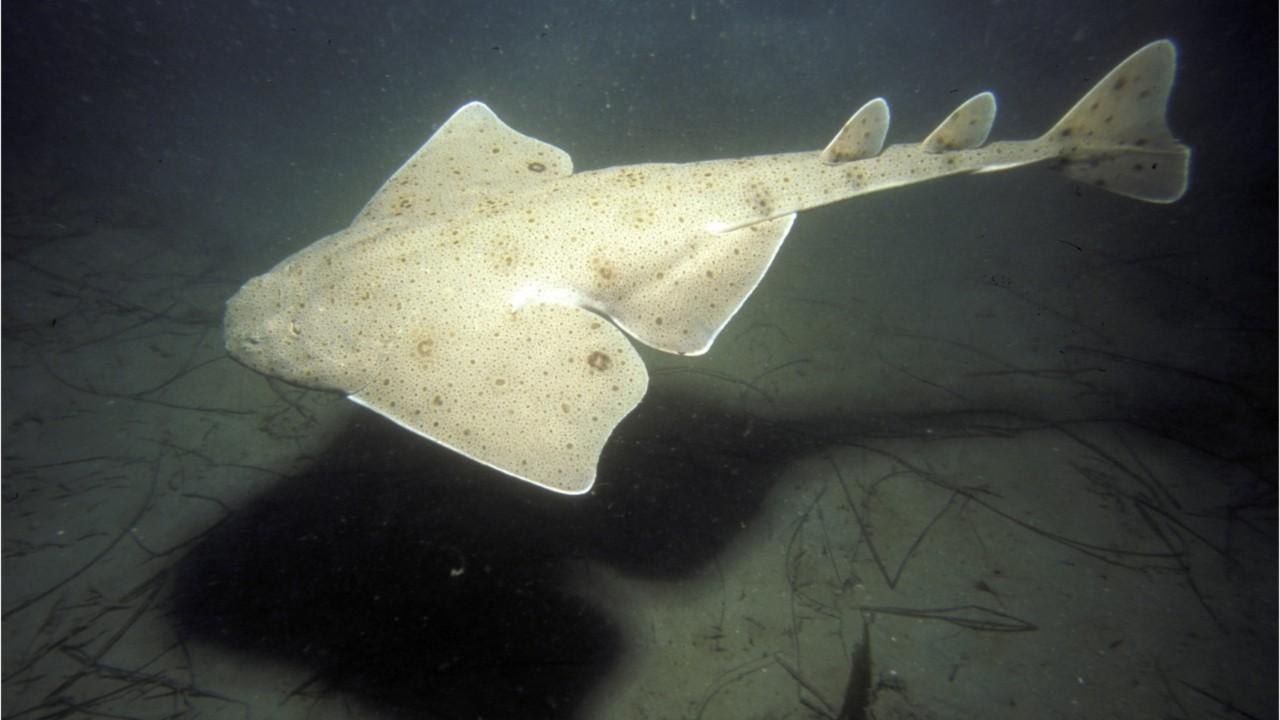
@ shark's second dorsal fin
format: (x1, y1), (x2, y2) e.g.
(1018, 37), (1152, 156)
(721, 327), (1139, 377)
(920, 92), (996, 153)
(354, 102), (573, 226)
(820, 98), (890, 164)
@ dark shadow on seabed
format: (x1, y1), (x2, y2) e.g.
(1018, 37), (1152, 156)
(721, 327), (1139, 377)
(170, 388), (820, 719)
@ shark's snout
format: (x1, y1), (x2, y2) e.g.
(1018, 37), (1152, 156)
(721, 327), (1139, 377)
(223, 274), (281, 373)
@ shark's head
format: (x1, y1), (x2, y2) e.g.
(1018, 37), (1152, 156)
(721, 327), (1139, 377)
(225, 238), (401, 397)
(223, 270), (298, 381)
(223, 262), (356, 392)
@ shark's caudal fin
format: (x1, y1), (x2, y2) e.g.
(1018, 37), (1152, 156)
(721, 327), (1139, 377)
(1038, 39), (1190, 203)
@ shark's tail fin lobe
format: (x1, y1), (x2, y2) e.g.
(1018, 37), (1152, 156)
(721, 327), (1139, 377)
(1042, 39), (1190, 203)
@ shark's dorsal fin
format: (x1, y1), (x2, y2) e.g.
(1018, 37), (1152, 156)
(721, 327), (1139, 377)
(820, 98), (890, 164)
(354, 101), (573, 226)
(921, 92), (996, 153)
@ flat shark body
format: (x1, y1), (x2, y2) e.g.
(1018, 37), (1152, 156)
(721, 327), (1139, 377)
(225, 40), (1190, 494)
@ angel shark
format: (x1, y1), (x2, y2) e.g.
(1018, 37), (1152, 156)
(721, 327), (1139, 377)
(225, 40), (1190, 494)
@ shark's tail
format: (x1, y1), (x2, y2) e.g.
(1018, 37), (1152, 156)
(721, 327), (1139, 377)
(1041, 39), (1190, 203)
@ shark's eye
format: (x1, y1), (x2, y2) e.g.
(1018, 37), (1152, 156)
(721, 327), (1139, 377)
(586, 351), (612, 372)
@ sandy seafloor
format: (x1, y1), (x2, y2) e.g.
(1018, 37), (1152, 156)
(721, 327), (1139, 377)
(3, 2), (1275, 719)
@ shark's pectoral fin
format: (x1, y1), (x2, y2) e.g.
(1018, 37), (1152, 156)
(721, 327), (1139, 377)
(350, 301), (647, 494)
(354, 101), (574, 226)
(600, 213), (796, 356)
